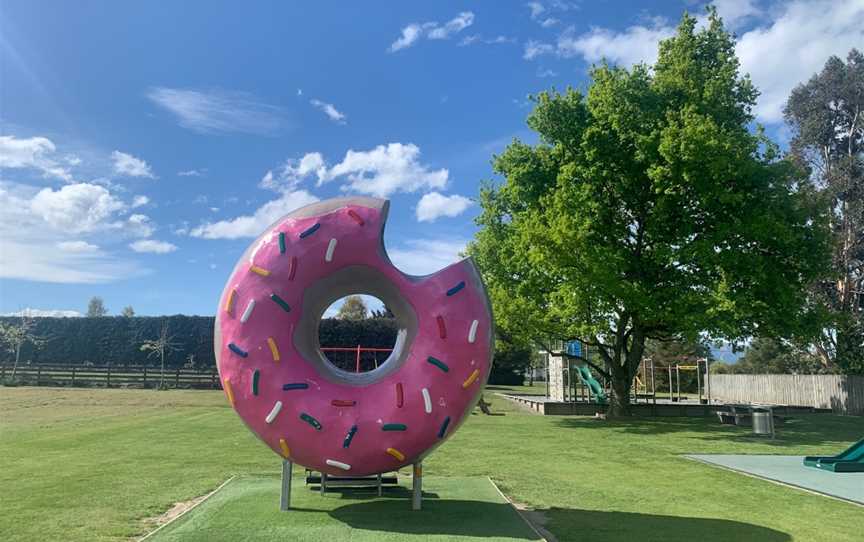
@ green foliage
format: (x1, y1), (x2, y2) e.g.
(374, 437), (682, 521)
(721, 337), (826, 375)
(469, 10), (830, 414)
(784, 49), (864, 374)
(489, 339), (532, 385)
(335, 295), (368, 320)
(87, 296), (108, 317)
(121, 306), (135, 317)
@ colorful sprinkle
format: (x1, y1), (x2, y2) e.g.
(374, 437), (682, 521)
(325, 238), (337, 262)
(279, 438), (291, 458)
(252, 369), (260, 396)
(283, 383), (309, 391)
(331, 399), (356, 407)
(438, 416), (451, 438)
(386, 447), (405, 461)
(468, 320), (479, 344)
(223, 378), (235, 405)
(347, 209), (364, 225)
(224, 288), (236, 314)
(265, 401), (283, 424)
(436, 315), (447, 339)
(446, 281), (465, 296)
(228, 343), (248, 358)
(343, 424), (358, 448)
(326, 459), (351, 471)
(300, 412), (322, 430)
(288, 256), (297, 280)
(250, 265), (271, 277)
(278, 232), (286, 254)
(299, 223), (320, 238)
(421, 388), (432, 414)
(427, 356), (449, 373)
(267, 337), (280, 362)
(463, 369), (480, 388)
(240, 299), (256, 323)
(396, 383), (404, 408)
(382, 423), (407, 431)
(270, 293), (291, 312)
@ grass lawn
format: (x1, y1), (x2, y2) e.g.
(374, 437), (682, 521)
(1, 386), (862, 541)
(146, 475), (542, 542)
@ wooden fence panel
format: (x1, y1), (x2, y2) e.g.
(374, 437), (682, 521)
(1, 364), (221, 390)
(706, 374), (864, 415)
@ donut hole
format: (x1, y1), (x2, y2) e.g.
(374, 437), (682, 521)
(318, 295), (398, 373)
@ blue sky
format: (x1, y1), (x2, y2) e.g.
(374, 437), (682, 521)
(1, 1), (861, 317)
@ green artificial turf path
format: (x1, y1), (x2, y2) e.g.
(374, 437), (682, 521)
(1, 386), (863, 541)
(144, 475), (542, 542)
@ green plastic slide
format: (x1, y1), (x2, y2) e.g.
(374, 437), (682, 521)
(576, 365), (607, 404)
(803, 438), (864, 473)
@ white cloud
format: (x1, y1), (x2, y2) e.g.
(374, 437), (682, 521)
(555, 21), (674, 66)
(2, 308), (84, 317)
(527, 2), (546, 19)
(260, 152), (326, 192)
(126, 213), (155, 238)
(536, 67), (558, 78)
(310, 99), (347, 124)
(0, 135), (72, 181)
(712, 0), (762, 30)
(178, 168), (206, 177)
(416, 192), (473, 222)
(459, 34), (516, 47)
(146, 87), (283, 135)
(190, 189), (320, 239)
(320, 143), (449, 197)
(388, 12), (474, 52)
(111, 150), (155, 178)
(57, 240), (100, 253)
(129, 239), (178, 254)
(131, 195), (149, 208)
(388, 239), (467, 276)
(30, 183), (126, 234)
(523, 40), (555, 60)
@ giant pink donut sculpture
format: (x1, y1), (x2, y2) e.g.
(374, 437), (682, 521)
(215, 197), (493, 476)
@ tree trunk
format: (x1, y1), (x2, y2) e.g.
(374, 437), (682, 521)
(608, 369), (632, 417)
(159, 351), (166, 390)
(10, 343), (21, 380)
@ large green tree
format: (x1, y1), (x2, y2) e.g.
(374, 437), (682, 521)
(469, 11), (829, 416)
(784, 49), (864, 374)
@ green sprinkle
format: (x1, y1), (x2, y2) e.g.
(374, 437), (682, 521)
(278, 232), (286, 254)
(252, 369), (260, 396)
(270, 293), (291, 312)
(300, 412), (322, 430)
(382, 423), (407, 431)
(426, 356), (449, 373)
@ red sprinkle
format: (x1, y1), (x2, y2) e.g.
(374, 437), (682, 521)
(331, 400), (356, 407)
(436, 315), (447, 339)
(288, 256), (297, 281)
(347, 209), (365, 226)
(396, 383), (404, 408)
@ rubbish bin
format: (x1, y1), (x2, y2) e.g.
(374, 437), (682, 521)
(751, 406), (775, 438)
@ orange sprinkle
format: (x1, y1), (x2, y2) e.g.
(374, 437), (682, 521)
(250, 265), (270, 277)
(462, 369), (480, 389)
(279, 438), (290, 458)
(224, 288), (236, 314)
(386, 447), (405, 462)
(267, 337), (280, 362)
(223, 378), (235, 406)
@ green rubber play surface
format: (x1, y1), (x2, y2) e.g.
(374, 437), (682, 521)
(143, 475), (544, 542)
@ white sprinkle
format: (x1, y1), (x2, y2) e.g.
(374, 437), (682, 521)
(326, 459), (351, 471)
(240, 299), (256, 323)
(468, 320), (479, 343)
(325, 238), (337, 262)
(421, 388), (432, 414)
(265, 401), (283, 424)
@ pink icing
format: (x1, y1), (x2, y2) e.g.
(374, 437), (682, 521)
(215, 201), (493, 476)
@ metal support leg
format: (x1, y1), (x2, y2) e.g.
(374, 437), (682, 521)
(320, 472), (327, 494)
(280, 460), (293, 511)
(377, 473), (383, 497)
(412, 462), (422, 511)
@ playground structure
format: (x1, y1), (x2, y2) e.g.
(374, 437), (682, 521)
(804, 438), (864, 472)
(214, 197), (494, 510)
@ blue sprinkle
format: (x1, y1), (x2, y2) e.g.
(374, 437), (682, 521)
(343, 425), (358, 448)
(283, 383), (309, 391)
(446, 281), (465, 296)
(438, 416), (451, 438)
(299, 223), (320, 239)
(228, 343), (248, 358)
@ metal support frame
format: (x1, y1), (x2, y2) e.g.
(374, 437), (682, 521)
(412, 462), (422, 511)
(280, 460), (293, 511)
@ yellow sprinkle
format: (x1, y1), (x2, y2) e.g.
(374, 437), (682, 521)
(386, 447), (405, 462)
(225, 289), (236, 313)
(279, 438), (291, 458)
(462, 369), (480, 389)
(223, 378), (235, 406)
(249, 265), (271, 277)
(267, 337), (280, 362)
